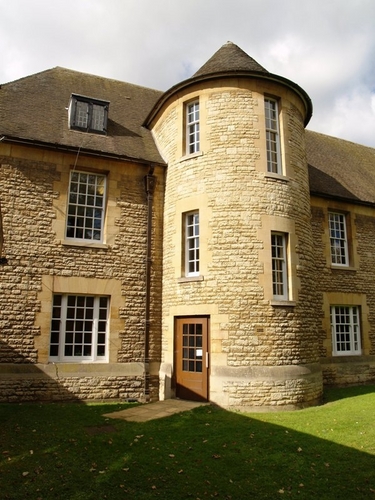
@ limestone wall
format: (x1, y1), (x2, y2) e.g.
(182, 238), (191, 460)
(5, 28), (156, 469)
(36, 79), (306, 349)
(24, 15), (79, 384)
(151, 77), (323, 408)
(0, 143), (163, 402)
(311, 197), (375, 385)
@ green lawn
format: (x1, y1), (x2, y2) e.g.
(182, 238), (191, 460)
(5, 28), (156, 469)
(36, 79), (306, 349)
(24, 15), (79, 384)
(1, 386), (375, 499)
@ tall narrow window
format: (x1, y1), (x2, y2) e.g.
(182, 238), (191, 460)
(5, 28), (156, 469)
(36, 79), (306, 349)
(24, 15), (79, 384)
(49, 294), (109, 362)
(329, 212), (348, 266)
(185, 211), (199, 276)
(265, 98), (282, 174)
(186, 100), (200, 154)
(331, 305), (361, 355)
(271, 232), (288, 299)
(66, 171), (106, 242)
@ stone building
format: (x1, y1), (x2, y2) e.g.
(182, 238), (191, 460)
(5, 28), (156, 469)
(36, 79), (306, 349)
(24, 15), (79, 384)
(1, 42), (375, 409)
(0, 68), (165, 402)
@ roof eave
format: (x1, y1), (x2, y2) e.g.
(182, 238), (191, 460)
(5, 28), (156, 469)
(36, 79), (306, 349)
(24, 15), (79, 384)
(144, 70), (313, 128)
(0, 135), (167, 167)
(310, 190), (375, 208)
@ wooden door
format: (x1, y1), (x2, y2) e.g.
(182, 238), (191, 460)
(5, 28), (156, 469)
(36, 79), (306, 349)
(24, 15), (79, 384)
(175, 317), (209, 401)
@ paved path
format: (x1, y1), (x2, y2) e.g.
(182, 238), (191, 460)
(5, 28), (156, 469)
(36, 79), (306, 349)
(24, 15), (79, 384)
(103, 399), (209, 422)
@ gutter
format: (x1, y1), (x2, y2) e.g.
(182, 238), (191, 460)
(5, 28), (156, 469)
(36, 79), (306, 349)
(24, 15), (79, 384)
(143, 168), (156, 400)
(0, 135), (166, 168)
(0, 199), (5, 264)
(0, 142), (7, 264)
(310, 191), (375, 208)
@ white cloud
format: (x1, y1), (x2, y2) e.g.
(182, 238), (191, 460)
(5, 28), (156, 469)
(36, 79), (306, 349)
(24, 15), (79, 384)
(1, 0), (375, 146)
(309, 87), (375, 147)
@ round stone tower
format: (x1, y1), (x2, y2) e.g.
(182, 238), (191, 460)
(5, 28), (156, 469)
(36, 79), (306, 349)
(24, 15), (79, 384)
(146, 42), (322, 410)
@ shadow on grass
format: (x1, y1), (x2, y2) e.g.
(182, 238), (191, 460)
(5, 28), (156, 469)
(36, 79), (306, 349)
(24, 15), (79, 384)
(1, 389), (375, 499)
(323, 383), (375, 403)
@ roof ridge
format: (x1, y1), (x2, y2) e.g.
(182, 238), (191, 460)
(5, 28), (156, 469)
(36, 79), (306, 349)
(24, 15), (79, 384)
(1, 66), (162, 94)
(0, 67), (61, 86)
(53, 67), (162, 92)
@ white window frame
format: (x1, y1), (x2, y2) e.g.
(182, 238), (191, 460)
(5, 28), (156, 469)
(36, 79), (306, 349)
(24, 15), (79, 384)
(185, 211), (200, 276)
(329, 212), (349, 266)
(271, 232), (288, 300)
(331, 305), (361, 356)
(66, 170), (106, 242)
(186, 100), (200, 154)
(265, 97), (282, 174)
(69, 94), (109, 134)
(49, 294), (109, 362)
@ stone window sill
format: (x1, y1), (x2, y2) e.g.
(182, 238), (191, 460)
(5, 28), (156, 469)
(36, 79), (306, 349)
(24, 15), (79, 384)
(180, 151), (204, 162)
(331, 265), (357, 271)
(264, 172), (289, 182)
(61, 240), (108, 250)
(178, 276), (204, 283)
(270, 300), (296, 307)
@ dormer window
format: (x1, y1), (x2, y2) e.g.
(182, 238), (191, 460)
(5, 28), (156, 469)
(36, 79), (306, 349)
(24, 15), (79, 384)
(69, 94), (109, 134)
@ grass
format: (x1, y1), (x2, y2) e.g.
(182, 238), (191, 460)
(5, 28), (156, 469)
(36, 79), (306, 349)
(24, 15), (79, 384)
(1, 386), (375, 499)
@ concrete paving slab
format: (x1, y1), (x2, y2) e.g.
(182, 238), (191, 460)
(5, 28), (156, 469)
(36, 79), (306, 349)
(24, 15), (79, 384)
(103, 399), (209, 422)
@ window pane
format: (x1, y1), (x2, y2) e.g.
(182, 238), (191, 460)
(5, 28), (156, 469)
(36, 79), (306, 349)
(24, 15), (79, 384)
(99, 308), (107, 320)
(50, 345), (59, 357)
(65, 345), (73, 356)
(50, 331), (59, 343)
(84, 332), (92, 343)
(91, 104), (106, 131)
(83, 345), (92, 356)
(76, 308), (84, 319)
(74, 345), (82, 356)
(75, 101), (89, 128)
(65, 332), (73, 344)
(52, 308), (61, 320)
(97, 345), (105, 356)
(100, 297), (108, 308)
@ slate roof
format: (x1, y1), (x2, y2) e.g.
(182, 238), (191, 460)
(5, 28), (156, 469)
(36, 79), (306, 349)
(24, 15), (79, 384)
(306, 130), (375, 205)
(193, 41), (269, 77)
(0, 67), (165, 165)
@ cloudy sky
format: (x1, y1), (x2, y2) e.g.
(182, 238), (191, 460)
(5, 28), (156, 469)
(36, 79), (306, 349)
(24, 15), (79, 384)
(1, 0), (374, 147)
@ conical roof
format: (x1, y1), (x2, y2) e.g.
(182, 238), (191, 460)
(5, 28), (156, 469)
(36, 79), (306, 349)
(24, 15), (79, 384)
(193, 41), (268, 77)
(145, 42), (312, 127)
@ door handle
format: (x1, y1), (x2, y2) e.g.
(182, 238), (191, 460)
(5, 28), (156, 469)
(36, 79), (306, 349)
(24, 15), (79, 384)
(206, 352), (209, 368)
